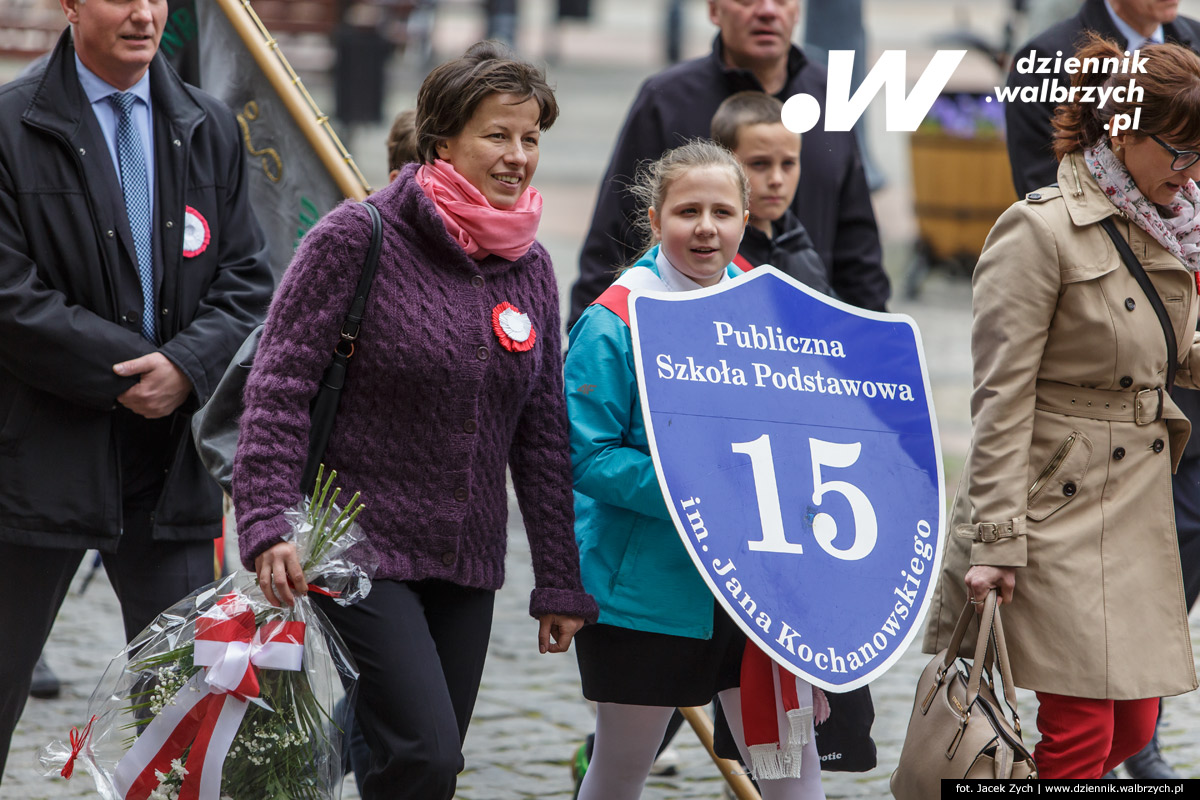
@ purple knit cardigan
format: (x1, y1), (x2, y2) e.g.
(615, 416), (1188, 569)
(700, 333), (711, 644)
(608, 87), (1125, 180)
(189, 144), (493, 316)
(232, 164), (597, 621)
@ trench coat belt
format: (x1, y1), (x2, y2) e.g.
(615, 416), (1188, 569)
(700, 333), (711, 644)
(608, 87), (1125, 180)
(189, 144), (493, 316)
(1034, 380), (1163, 425)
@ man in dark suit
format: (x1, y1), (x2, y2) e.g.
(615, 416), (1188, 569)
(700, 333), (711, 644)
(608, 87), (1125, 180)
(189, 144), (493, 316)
(1007, 0), (1200, 196)
(1005, 0), (1200, 780)
(566, 0), (890, 329)
(0, 0), (273, 781)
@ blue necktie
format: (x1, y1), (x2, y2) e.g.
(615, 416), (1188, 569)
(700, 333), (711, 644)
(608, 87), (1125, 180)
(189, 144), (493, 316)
(109, 91), (156, 342)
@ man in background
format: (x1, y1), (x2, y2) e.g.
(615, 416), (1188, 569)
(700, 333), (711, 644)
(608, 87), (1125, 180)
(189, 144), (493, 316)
(0, 0), (272, 781)
(567, 0), (889, 328)
(1006, 0), (1200, 196)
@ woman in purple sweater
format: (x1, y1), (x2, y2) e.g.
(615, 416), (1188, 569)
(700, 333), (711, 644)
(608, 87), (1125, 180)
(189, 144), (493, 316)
(231, 42), (597, 800)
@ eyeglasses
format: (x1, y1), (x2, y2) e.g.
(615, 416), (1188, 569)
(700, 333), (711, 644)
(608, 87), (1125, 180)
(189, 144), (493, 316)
(1149, 134), (1200, 171)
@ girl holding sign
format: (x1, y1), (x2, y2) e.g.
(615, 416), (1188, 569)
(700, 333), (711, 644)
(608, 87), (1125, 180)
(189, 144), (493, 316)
(565, 140), (828, 800)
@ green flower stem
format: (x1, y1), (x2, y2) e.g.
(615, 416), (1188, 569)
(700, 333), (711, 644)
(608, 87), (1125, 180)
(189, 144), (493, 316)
(311, 469), (336, 523)
(300, 466), (365, 573)
(312, 487), (341, 550)
(306, 493), (362, 569)
(310, 463), (326, 504)
(328, 504), (366, 556)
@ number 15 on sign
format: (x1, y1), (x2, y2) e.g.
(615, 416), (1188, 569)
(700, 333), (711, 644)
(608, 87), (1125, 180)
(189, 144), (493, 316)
(731, 434), (878, 561)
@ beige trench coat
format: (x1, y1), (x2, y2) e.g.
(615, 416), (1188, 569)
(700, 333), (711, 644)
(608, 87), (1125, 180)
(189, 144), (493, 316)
(922, 153), (1200, 699)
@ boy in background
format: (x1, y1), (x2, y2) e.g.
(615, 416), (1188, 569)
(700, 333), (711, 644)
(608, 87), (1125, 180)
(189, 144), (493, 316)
(711, 92), (832, 297)
(386, 109), (419, 182)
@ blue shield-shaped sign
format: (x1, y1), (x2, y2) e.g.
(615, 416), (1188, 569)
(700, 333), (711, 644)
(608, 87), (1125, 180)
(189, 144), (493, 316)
(630, 267), (945, 691)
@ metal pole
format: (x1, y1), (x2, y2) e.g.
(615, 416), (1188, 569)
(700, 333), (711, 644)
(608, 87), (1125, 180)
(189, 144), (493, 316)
(678, 706), (762, 800)
(211, 0), (371, 199)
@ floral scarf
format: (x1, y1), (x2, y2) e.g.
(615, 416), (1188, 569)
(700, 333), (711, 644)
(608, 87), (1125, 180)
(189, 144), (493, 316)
(1085, 139), (1200, 272)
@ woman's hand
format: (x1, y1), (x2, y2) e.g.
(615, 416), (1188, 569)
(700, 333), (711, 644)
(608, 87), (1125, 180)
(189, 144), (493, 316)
(254, 542), (307, 607)
(537, 614), (584, 654)
(964, 565), (1016, 611)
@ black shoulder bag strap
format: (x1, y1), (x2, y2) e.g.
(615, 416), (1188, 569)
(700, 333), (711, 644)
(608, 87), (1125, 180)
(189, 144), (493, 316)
(1099, 216), (1178, 393)
(302, 201), (383, 494)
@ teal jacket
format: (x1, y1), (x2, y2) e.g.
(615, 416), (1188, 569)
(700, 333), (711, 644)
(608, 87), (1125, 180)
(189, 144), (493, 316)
(566, 246), (739, 639)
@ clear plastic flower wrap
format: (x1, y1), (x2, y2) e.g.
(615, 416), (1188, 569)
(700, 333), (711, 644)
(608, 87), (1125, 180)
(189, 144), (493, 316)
(40, 469), (376, 800)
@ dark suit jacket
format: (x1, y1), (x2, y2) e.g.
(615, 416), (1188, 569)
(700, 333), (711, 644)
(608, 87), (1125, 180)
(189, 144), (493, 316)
(0, 30), (273, 548)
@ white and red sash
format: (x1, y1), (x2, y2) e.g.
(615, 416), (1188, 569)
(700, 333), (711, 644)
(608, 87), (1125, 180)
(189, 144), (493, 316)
(588, 266), (667, 327)
(112, 593), (305, 800)
(732, 253), (755, 273)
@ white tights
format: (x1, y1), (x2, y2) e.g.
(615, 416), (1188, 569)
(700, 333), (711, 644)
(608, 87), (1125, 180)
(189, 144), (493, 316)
(575, 689), (826, 800)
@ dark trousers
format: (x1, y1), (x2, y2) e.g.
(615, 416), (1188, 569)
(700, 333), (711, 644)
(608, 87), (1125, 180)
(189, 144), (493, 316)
(0, 505), (213, 779)
(1172, 452), (1200, 610)
(315, 578), (495, 800)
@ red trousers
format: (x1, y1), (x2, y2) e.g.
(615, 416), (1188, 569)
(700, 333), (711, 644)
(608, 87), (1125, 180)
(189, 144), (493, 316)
(1033, 692), (1159, 778)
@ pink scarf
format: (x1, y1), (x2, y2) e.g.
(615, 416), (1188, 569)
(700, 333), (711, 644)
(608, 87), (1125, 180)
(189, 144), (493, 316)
(416, 159), (542, 261)
(1085, 140), (1200, 271)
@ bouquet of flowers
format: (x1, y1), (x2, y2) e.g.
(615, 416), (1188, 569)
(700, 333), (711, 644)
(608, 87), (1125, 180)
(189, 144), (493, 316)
(41, 468), (377, 800)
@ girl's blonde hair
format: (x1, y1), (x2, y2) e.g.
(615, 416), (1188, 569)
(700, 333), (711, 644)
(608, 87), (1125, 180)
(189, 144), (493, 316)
(628, 139), (750, 257)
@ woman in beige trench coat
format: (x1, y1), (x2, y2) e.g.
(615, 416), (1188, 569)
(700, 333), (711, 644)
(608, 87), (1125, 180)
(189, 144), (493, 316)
(923, 36), (1200, 778)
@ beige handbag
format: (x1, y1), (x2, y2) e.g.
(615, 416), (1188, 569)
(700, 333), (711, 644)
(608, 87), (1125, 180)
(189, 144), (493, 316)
(891, 590), (1036, 797)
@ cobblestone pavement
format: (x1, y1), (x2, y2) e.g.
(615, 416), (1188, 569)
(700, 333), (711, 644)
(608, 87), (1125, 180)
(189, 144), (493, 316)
(8, 488), (1200, 800)
(4, 1), (1200, 798)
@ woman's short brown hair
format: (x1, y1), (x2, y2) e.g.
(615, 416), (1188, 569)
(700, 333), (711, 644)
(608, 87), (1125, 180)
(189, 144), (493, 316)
(415, 41), (559, 164)
(1052, 32), (1200, 158)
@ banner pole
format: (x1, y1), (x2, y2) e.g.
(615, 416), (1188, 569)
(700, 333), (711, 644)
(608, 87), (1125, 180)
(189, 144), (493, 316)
(678, 706), (762, 800)
(210, 0), (370, 200)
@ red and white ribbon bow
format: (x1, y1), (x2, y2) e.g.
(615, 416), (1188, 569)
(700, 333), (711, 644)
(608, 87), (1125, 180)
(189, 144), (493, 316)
(193, 593), (304, 699)
(113, 593), (305, 800)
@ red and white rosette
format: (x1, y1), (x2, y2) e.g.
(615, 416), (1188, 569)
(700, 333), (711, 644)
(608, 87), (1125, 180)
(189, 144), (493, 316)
(491, 302), (536, 353)
(181, 206), (211, 258)
(112, 593), (305, 800)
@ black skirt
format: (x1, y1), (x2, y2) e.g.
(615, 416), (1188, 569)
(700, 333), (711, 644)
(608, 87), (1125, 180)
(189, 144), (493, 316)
(574, 607), (746, 707)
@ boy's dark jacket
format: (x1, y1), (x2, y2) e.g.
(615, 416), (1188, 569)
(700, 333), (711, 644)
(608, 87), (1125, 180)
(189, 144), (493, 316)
(739, 209), (832, 297)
